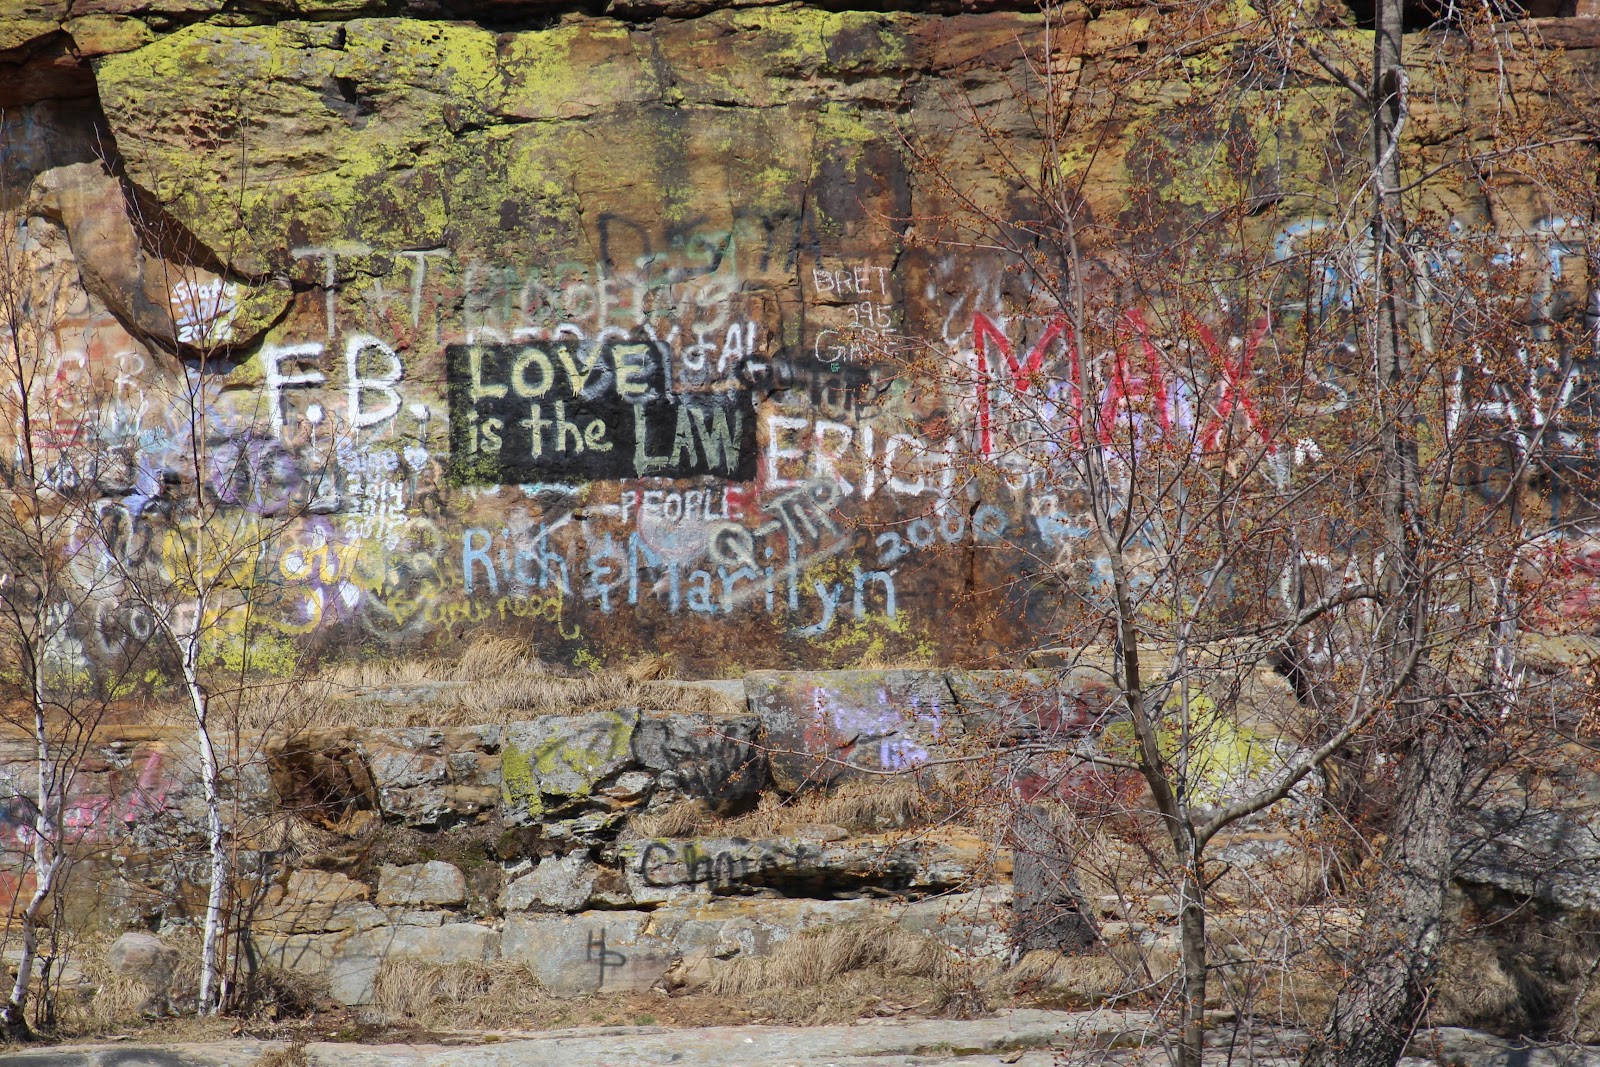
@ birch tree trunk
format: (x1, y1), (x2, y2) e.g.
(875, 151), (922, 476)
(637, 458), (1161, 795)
(1, 669), (61, 1040)
(185, 665), (227, 1015)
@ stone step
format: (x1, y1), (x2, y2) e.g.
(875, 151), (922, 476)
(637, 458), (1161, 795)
(258, 887), (1014, 1005)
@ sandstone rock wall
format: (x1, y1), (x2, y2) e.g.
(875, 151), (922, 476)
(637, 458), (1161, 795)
(0, 669), (1098, 1004)
(6, 0), (1600, 674)
(0, 666), (1589, 1010)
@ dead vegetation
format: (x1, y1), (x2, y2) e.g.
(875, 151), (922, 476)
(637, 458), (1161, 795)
(370, 959), (556, 1030)
(85, 971), (159, 1027)
(76, 928), (201, 1026)
(35, 931), (327, 1041)
(1204, 921), (1344, 1028)
(251, 1042), (310, 1067)
(699, 917), (989, 1023)
(136, 640), (741, 731)
(365, 959), (756, 1032)
(25, 873), (1600, 1047)
(1428, 910), (1600, 1042)
(1003, 944), (1164, 1008)
(853, 649), (938, 670)
(622, 778), (946, 840)
(16, 635), (1596, 1048)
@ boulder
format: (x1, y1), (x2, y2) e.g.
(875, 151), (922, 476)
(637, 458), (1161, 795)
(25, 161), (286, 350)
(104, 931), (176, 1014)
(256, 870), (383, 934)
(1458, 793), (1600, 917)
(899, 887), (1015, 959)
(1403, 1027), (1600, 1067)
(631, 711), (767, 813)
(353, 921), (501, 981)
(501, 898), (880, 997)
(261, 921), (502, 1007)
(363, 727), (503, 829)
(62, 14), (152, 57)
(499, 710), (767, 839)
(745, 670), (957, 793)
(500, 712), (640, 826)
(946, 668), (1117, 742)
(502, 853), (599, 913)
(255, 931), (371, 1005)
(94, 19), (505, 276)
(502, 911), (668, 996)
(376, 861), (467, 907)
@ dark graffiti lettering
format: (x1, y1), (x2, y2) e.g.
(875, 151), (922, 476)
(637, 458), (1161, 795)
(638, 841), (676, 888)
(586, 927), (627, 987)
(634, 838), (817, 891)
(446, 339), (756, 483)
(743, 357), (888, 416)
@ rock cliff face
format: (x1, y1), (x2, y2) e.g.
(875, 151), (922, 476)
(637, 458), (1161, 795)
(3, 0), (1056, 675)
(4, 2), (1600, 676)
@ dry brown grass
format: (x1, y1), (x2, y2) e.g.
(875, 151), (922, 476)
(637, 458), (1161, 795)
(237, 965), (331, 1022)
(815, 778), (935, 832)
(445, 673), (740, 723)
(1211, 944), (1341, 1026)
(450, 637), (544, 682)
(1054, 829), (1157, 903)
(133, 637), (734, 731)
(1181, 905), (1352, 1027)
(370, 959), (556, 1030)
(623, 798), (722, 839)
(23, 947), (314, 1048)
(315, 637), (543, 689)
(1429, 925), (1600, 1041)
(1003, 944), (1161, 1008)
(854, 649), (938, 670)
(252, 1043), (310, 1067)
(60, 928), (325, 1035)
(701, 917), (989, 1023)
(623, 653), (677, 681)
(1004, 929), (1340, 1026)
(323, 659), (443, 690)
(622, 778), (943, 841)
(146, 667), (739, 736)
(86, 972), (159, 1025)
(71, 929), (191, 1026)
(1573, 975), (1600, 1042)
(1431, 940), (1524, 1029)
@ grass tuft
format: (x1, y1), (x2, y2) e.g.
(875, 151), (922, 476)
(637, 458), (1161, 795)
(252, 1042), (310, 1067)
(371, 959), (554, 1030)
(701, 917), (988, 1023)
(151, 644), (742, 731)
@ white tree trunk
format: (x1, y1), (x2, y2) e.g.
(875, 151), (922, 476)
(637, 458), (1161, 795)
(4, 671), (62, 1037)
(185, 668), (227, 1015)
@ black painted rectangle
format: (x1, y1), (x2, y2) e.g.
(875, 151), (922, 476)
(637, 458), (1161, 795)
(445, 339), (756, 484)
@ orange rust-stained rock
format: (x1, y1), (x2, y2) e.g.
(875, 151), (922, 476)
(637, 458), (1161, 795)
(0, 1), (1598, 684)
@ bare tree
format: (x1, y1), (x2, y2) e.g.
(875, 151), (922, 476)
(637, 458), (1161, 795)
(1284, 8), (1595, 1066)
(36, 140), (334, 1013)
(896, 6), (1600, 1066)
(79, 278), (329, 1015)
(0, 162), (146, 1038)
